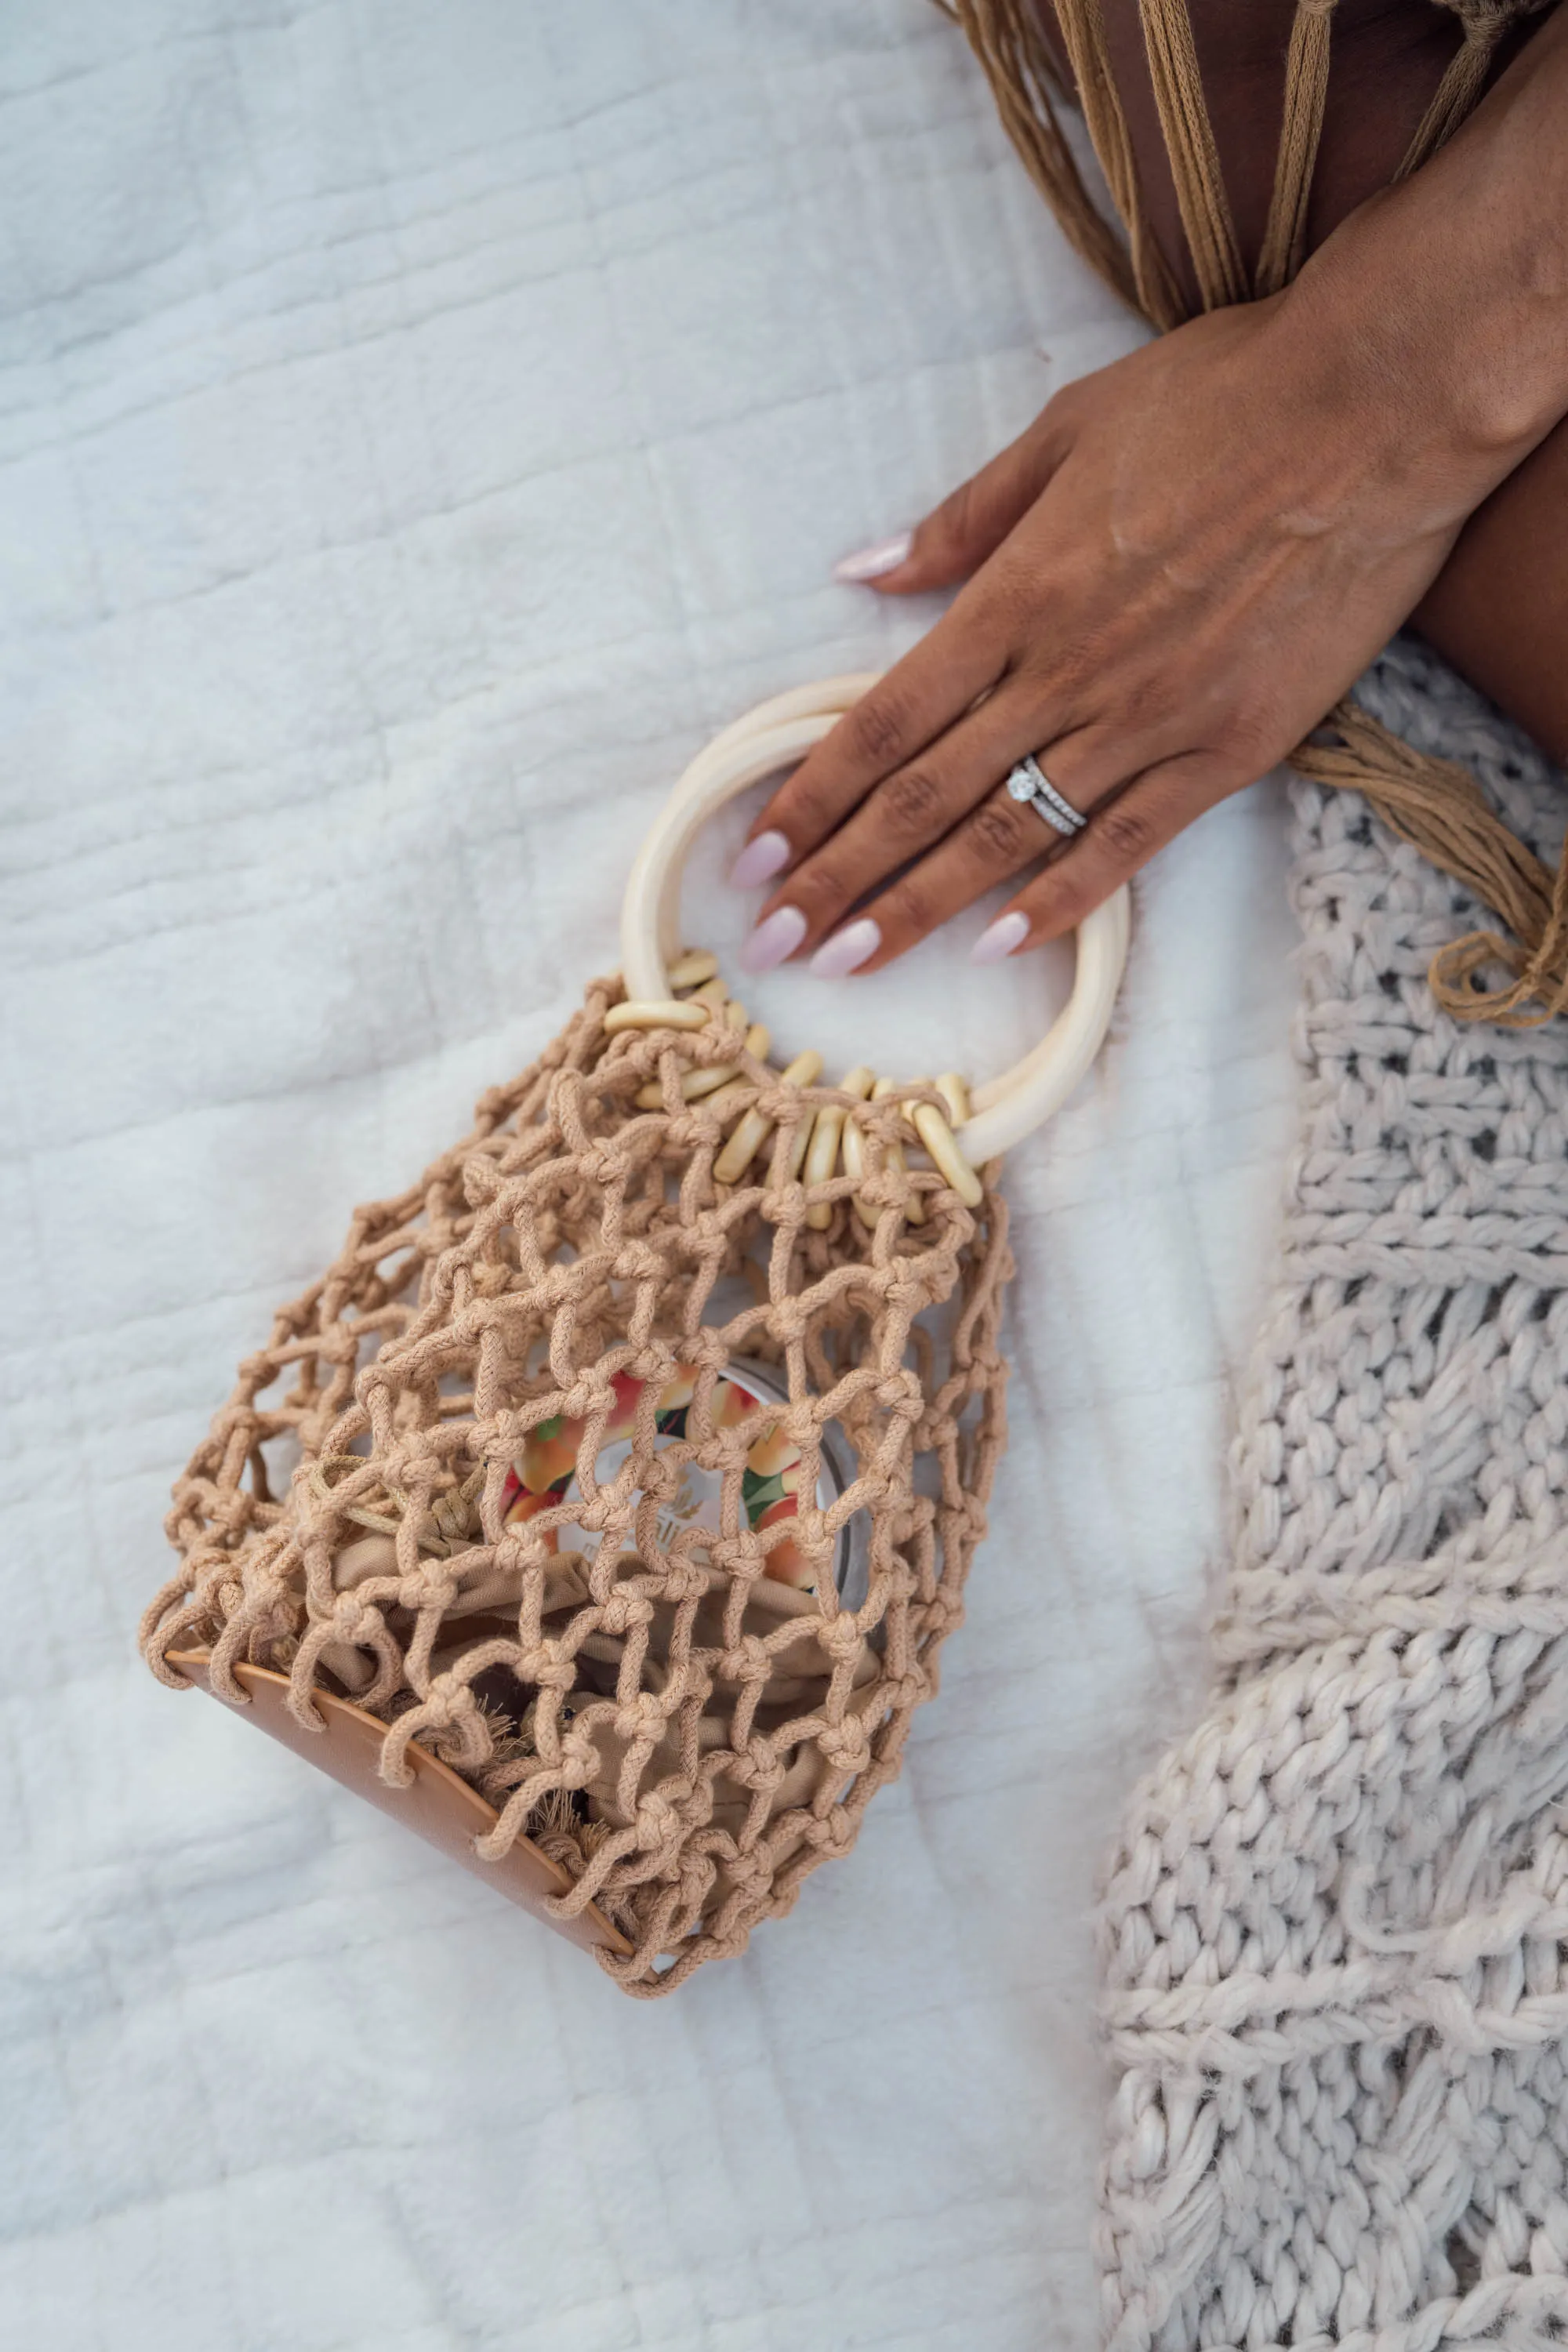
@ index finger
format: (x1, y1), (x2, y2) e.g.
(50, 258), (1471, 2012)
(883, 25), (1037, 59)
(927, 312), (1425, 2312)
(732, 610), (1007, 885)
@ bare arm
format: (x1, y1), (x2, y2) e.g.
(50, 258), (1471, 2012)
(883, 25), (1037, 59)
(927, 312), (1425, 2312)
(730, 9), (1568, 978)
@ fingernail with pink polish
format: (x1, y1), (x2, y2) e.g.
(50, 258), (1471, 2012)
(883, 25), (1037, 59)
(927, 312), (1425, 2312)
(970, 910), (1029, 966)
(739, 905), (808, 974)
(809, 917), (880, 978)
(832, 532), (913, 584)
(728, 829), (791, 890)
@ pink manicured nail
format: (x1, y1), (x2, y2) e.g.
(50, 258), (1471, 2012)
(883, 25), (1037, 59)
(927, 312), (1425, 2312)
(809, 917), (880, 978)
(728, 829), (791, 890)
(832, 532), (913, 584)
(970, 910), (1029, 966)
(739, 905), (808, 974)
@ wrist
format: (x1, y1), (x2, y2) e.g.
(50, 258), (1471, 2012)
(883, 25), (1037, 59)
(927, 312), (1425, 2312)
(1276, 14), (1568, 490)
(1301, 204), (1564, 485)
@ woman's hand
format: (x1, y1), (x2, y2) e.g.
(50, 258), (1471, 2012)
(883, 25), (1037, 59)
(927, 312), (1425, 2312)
(730, 180), (1564, 976)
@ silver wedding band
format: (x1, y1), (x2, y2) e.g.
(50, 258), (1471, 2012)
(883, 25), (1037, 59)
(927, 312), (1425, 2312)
(1005, 753), (1087, 839)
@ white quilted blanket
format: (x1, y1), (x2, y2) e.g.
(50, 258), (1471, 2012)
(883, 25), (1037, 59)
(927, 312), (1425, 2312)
(0, 5), (1299, 2343)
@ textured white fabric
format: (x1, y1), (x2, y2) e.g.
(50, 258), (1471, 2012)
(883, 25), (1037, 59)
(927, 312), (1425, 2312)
(0, 5), (1307, 2346)
(1098, 645), (1568, 2352)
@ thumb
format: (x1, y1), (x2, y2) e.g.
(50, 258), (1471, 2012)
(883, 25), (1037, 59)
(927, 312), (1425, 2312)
(843, 412), (1062, 596)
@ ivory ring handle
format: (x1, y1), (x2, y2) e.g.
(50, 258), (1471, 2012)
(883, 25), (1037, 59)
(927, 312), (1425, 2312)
(619, 677), (1128, 1163)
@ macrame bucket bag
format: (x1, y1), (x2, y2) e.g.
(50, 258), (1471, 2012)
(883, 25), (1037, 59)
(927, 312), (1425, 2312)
(141, 677), (1127, 1994)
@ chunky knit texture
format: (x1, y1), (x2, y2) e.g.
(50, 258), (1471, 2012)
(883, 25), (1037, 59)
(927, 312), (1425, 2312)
(1098, 641), (1568, 2351)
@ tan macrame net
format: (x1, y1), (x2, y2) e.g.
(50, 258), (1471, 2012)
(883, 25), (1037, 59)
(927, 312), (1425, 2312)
(142, 975), (1011, 1994)
(938, 0), (1568, 1024)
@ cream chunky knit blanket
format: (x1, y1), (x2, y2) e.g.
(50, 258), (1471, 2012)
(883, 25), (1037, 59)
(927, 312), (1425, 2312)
(1098, 642), (1568, 2352)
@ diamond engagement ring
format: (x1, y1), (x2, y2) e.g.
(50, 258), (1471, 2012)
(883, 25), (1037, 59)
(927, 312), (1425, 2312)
(1005, 753), (1087, 839)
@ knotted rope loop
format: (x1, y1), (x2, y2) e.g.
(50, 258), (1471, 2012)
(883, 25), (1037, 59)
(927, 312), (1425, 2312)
(1399, 0), (1556, 176)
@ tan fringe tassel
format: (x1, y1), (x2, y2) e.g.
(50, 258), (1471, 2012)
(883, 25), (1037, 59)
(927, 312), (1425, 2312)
(1396, 0), (1516, 177)
(1049, 0), (1188, 328)
(1136, 0), (1249, 310)
(1292, 700), (1568, 1025)
(1255, 0), (1338, 296)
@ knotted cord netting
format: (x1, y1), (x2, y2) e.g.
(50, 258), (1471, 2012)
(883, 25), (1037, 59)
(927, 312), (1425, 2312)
(143, 974), (1011, 1994)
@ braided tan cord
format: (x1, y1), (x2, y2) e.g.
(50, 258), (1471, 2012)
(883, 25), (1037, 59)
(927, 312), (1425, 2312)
(1049, 0), (1189, 326)
(1396, 0), (1552, 177)
(935, 0), (1149, 315)
(1135, 0), (1248, 310)
(1254, 0), (1338, 296)
(940, 0), (1552, 313)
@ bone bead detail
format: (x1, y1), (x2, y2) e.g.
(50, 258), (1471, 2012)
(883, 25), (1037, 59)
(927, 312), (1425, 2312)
(666, 948), (719, 989)
(909, 1075), (982, 1208)
(713, 1047), (823, 1185)
(604, 997), (713, 1035)
(804, 1065), (875, 1230)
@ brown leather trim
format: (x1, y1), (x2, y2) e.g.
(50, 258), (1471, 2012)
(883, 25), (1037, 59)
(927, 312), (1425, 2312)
(167, 1649), (632, 1958)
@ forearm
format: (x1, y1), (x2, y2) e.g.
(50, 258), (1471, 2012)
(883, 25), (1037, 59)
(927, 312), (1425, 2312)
(1293, 8), (1568, 768)
(1270, 6), (1568, 524)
